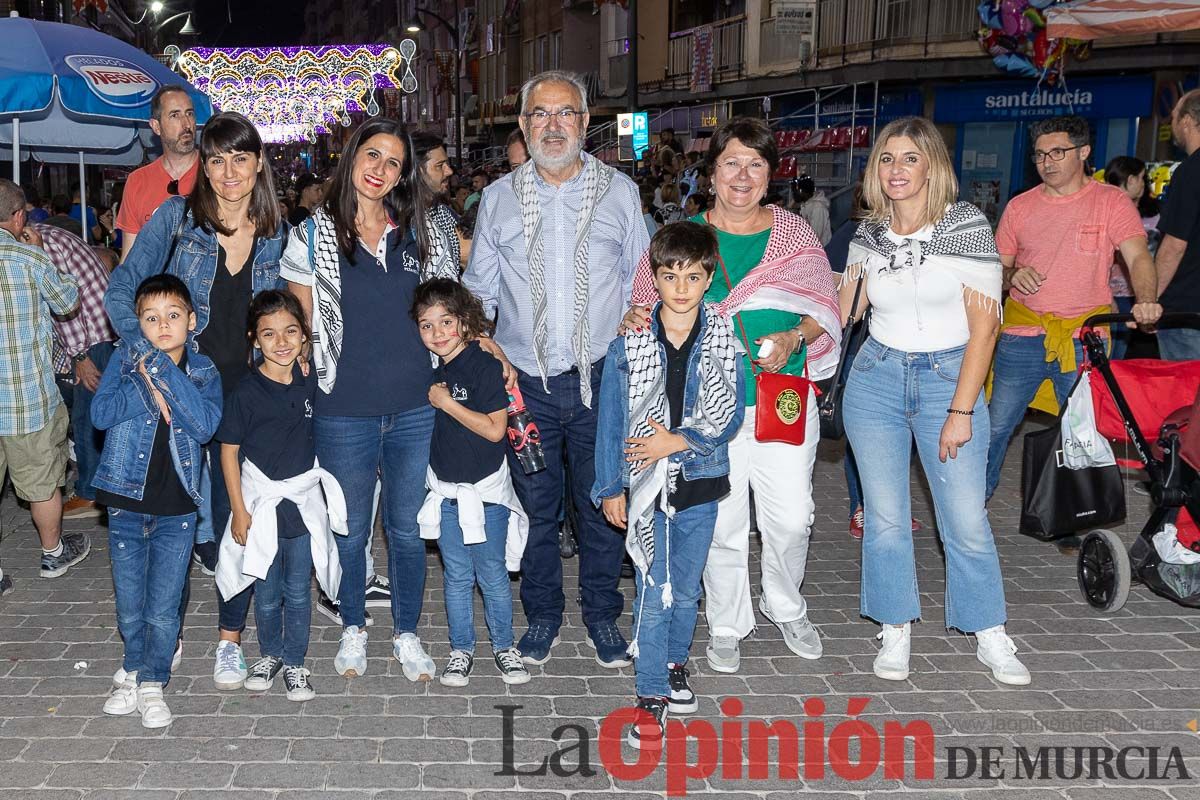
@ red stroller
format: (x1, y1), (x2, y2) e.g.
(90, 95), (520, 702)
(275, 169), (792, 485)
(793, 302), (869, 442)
(1075, 312), (1200, 612)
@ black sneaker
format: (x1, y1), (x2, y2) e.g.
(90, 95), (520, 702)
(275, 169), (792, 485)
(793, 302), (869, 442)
(244, 656), (283, 691)
(315, 589), (372, 627)
(192, 542), (217, 576)
(0, 572), (12, 596)
(626, 696), (669, 750)
(494, 646), (531, 685)
(439, 649), (474, 687)
(283, 666), (315, 701)
(40, 532), (91, 578)
(363, 574), (391, 608)
(667, 663), (697, 714)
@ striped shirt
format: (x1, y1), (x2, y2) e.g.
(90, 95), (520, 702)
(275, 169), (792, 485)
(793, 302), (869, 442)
(0, 228), (79, 435)
(463, 154), (650, 377)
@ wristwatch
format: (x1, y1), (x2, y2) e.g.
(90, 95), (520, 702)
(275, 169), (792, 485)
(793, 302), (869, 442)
(72, 352), (89, 364)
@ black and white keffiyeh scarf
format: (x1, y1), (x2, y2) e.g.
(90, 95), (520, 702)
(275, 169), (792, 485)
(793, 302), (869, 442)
(300, 208), (345, 394)
(623, 304), (739, 657)
(845, 201), (1003, 317)
(513, 153), (615, 408)
(423, 204), (462, 281)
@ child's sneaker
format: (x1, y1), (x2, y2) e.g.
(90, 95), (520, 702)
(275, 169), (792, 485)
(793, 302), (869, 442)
(393, 632), (435, 682)
(244, 656), (284, 691)
(0, 572), (13, 596)
(335, 626), (368, 677)
(494, 647), (530, 685)
(316, 589), (372, 627)
(136, 682), (172, 729)
(284, 666), (316, 701)
(439, 649), (474, 687)
(114, 639), (180, 689)
(363, 575), (391, 608)
(103, 671), (138, 716)
(40, 532), (90, 578)
(626, 696), (669, 750)
(213, 640), (247, 690)
(667, 663), (697, 714)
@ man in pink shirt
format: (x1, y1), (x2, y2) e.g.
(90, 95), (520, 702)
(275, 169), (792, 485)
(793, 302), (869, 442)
(985, 116), (1160, 502)
(115, 86), (199, 262)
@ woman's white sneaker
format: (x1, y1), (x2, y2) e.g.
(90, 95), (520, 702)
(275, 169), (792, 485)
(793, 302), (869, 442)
(103, 671), (138, 715)
(213, 640), (247, 690)
(335, 626), (369, 677)
(873, 623), (911, 681)
(393, 632), (435, 682)
(136, 682), (173, 729)
(975, 625), (1031, 686)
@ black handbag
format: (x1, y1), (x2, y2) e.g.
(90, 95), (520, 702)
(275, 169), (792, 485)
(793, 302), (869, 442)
(1019, 424), (1126, 540)
(817, 278), (865, 440)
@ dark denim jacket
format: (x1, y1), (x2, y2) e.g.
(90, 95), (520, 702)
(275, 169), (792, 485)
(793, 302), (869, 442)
(591, 302), (745, 505)
(105, 196), (286, 359)
(90, 339), (223, 510)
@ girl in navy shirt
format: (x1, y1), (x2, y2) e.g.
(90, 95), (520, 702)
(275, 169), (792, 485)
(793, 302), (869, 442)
(411, 279), (530, 688)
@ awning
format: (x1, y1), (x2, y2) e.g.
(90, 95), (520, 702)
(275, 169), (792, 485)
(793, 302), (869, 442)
(1046, 0), (1200, 40)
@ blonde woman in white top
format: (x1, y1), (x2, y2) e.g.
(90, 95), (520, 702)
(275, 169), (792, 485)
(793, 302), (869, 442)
(839, 116), (1030, 686)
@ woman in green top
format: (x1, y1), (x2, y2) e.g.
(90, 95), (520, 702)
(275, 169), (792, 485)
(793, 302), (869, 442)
(623, 117), (841, 676)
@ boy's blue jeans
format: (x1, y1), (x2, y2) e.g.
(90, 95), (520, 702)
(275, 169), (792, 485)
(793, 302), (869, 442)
(108, 508), (196, 685)
(985, 333), (1084, 499)
(314, 407), (433, 633)
(844, 338), (1007, 633)
(254, 533), (313, 666)
(632, 502), (718, 698)
(72, 341), (115, 501)
(438, 500), (514, 653)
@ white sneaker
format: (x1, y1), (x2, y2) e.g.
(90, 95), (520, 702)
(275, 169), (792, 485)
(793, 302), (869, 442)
(213, 640), (247, 690)
(335, 626), (368, 677)
(705, 635), (741, 673)
(873, 623), (911, 681)
(114, 639), (181, 689)
(976, 625), (1032, 686)
(393, 632), (435, 682)
(136, 682), (173, 729)
(103, 671), (138, 715)
(760, 599), (823, 660)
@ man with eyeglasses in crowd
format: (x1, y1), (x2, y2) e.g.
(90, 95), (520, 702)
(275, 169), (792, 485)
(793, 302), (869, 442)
(464, 70), (650, 668)
(116, 85), (199, 262)
(985, 116), (1161, 530)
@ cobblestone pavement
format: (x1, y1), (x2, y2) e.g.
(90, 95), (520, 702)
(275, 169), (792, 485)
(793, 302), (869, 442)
(1, 419), (1199, 799)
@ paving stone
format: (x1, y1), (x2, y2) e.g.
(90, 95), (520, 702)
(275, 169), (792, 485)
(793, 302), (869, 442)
(138, 763), (236, 788)
(46, 763), (146, 788)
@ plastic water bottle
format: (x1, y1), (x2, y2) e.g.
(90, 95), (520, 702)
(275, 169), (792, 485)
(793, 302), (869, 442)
(506, 385), (546, 474)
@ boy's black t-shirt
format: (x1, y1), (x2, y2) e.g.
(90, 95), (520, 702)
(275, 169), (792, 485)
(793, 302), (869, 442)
(657, 310), (730, 512)
(96, 351), (196, 516)
(215, 362), (317, 538)
(429, 341), (509, 484)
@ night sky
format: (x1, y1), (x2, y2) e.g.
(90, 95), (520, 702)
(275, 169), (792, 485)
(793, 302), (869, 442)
(191, 0), (310, 47)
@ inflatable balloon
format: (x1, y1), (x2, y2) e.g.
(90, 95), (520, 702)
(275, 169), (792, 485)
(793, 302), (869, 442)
(1024, 7), (1045, 28)
(993, 52), (1039, 78)
(1032, 28), (1050, 69)
(1029, 0), (1055, 8)
(978, 0), (1001, 30)
(1000, 0), (1027, 36)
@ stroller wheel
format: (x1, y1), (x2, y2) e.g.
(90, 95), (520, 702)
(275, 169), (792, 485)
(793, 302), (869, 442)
(1077, 529), (1131, 613)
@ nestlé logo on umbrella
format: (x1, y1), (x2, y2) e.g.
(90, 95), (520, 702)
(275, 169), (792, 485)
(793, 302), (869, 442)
(65, 55), (159, 107)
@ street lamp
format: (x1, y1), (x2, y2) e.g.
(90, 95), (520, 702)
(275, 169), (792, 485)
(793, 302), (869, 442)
(151, 11), (197, 53)
(405, 4), (463, 169)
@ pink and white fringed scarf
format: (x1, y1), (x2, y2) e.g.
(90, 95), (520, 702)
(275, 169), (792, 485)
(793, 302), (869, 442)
(631, 205), (842, 379)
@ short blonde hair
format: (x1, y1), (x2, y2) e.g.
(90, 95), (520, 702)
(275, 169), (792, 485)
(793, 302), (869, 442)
(861, 117), (958, 229)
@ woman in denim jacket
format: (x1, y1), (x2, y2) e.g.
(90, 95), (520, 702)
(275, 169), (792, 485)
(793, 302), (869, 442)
(105, 111), (286, 691)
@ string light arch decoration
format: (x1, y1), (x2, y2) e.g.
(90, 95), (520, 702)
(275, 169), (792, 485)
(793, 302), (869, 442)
(173, 42), (419, 143)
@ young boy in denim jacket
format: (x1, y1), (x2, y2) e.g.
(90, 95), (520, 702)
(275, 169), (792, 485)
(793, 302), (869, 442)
(592, 222), (745, 749)
(92, 274), (222, 728)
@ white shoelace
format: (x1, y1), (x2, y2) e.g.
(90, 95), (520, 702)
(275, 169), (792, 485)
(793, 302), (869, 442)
(876, 625), (908, 654)
(249, 657), (278, 679)
(341, 629), (367, 658)
(495, 649), (522, 672)
(396, 636), (428, 663)
(444, 650), (471, 674)
(370, 575), (390, 589)
(286, 666), (311, 689)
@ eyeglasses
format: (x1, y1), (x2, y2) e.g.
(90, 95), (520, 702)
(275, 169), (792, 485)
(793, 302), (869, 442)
(715, 158), (769, 176)
(1030, 146), (1081, 164)
(166, 179), (180, 196)
(523, 109), (585, 128)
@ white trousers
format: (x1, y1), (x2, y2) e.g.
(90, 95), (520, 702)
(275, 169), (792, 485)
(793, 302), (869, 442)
(702, 396), (819, 638)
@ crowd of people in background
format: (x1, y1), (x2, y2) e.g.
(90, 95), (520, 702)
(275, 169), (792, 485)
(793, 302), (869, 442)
(0, 69), (1196, 748)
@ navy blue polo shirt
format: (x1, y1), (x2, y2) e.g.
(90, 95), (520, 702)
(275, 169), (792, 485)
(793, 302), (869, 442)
(316, 227), (433, 416)
(216, 363), (317, 538)
(429, 342), (509, 484)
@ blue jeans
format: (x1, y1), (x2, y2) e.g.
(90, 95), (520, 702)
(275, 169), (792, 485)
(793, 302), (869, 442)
(1109, 296), (1134, 361)
(73, 341), (115, 501)
(844, 338), (1007, 633)
(314, 407), (433, 632)
(633, 502), (718, 697)
(508, 365), (624, 630)
(985, 333), (1084, 499)
(108, 508), (196, 685)
(438, 500), (513, 652)
(1158, 327), (1200, 362)
(254, 533), (313, 666)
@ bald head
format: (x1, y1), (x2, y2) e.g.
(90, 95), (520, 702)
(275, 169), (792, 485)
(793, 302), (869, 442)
(1173, 89), (1200, 155)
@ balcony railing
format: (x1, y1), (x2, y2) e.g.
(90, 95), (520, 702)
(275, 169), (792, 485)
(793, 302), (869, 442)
(759, 16), (814, 69)
(645, 15), (745, 93)
(816, 0), (977, 59)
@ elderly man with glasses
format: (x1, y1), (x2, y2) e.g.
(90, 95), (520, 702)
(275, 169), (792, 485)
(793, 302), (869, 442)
(985, 116), (1160, 527)
(463, 70), (650, 667)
